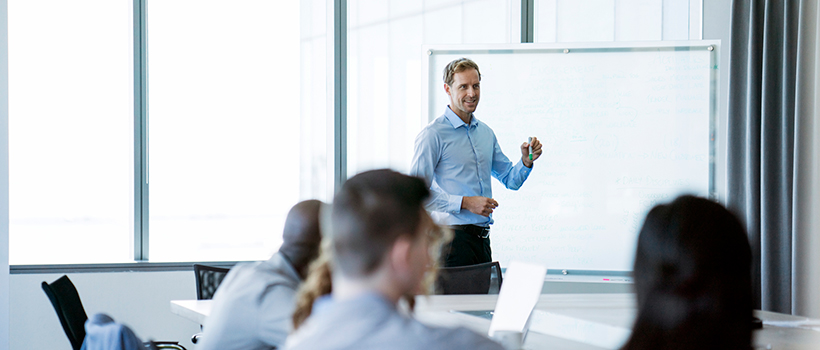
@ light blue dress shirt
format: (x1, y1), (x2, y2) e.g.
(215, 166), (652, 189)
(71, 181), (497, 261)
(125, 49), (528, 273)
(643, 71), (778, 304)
(410, 107), (532, 226)
(81, 313), (143, 350)
(284, 292), (504, 350)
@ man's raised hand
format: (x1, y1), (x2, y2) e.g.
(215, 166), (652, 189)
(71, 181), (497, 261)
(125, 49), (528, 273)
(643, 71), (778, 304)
(521, 136), (542, 167)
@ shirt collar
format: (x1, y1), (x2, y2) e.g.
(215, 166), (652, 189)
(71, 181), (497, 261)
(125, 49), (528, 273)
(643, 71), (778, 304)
(312, 292), (395, 316)
(445, 106), (479, 129)
(269, 252), (303, 281)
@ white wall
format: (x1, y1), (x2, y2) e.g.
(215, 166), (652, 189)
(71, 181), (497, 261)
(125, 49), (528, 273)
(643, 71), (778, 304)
(1, 0), (10, 348)
(11, 271), (199, 350)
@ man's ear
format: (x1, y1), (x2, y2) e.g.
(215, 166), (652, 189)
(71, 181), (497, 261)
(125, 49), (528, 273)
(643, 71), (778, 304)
(444, 83), (451, 97)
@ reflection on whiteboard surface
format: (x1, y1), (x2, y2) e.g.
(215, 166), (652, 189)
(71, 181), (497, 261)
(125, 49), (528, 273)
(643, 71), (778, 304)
(425, 42), (716, 272)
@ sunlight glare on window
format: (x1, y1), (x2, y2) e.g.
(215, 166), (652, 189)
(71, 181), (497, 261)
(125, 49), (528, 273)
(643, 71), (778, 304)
(8, 0), (134, 264)
(147, 0), (304, 262)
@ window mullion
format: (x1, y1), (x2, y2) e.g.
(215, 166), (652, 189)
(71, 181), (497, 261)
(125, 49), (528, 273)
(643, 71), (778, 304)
(133, 0), (149, 261)
(521, 0), (534, 43)
(333, 0), (347, 193)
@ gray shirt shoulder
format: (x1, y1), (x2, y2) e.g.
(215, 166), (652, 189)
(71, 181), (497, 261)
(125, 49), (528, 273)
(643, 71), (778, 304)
(197, 253), (302, 350)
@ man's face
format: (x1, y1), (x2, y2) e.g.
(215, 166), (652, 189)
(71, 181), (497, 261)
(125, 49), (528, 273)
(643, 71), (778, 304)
(445, 68), (480, 119)
(406, 212), (434, 294)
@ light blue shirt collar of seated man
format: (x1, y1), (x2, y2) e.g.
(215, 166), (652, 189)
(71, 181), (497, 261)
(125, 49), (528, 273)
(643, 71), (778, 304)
(410, 106), (532, 227)
(284, 292), (504, 350)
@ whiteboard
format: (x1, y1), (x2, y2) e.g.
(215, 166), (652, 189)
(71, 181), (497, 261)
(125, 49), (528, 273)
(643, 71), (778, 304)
(423, 41), (718, 273)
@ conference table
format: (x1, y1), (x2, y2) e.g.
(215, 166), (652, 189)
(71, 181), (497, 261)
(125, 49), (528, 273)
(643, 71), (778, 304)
(171, 294), (820, 349)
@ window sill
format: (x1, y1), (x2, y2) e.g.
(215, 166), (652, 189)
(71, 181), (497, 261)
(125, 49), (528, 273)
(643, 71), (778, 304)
(10, 261), (241, 274)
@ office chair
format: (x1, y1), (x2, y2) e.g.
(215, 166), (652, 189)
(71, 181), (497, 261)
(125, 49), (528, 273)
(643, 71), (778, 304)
(42, 275), (187, 350)
(42, 275), (88, 350)
(191, 264), (231, 344)
(436, 261), (503, 295)
(193, 264), (231, 300)
(147, 341), (185, 350)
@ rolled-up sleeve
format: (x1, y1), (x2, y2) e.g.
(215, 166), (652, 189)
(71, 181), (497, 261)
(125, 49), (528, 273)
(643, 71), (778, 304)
(410, 128), (463, 214)
(490, 136), (531, 190)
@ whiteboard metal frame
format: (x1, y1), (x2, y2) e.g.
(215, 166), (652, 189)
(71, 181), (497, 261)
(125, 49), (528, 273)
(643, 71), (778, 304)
(422, 40), (720, 280)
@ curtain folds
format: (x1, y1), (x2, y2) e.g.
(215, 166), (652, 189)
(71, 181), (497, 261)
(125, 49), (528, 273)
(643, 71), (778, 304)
(792, 0), (820, 318)
(728, 0), (820, 317)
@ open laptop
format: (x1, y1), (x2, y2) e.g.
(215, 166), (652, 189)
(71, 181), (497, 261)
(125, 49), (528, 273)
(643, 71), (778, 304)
(453, 261), (547, 340)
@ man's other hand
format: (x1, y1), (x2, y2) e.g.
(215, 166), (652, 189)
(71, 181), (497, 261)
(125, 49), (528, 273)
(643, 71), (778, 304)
(462, 196), (499, 217)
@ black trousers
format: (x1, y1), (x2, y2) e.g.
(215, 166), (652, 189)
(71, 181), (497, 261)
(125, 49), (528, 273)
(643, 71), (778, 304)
(443, 226), (491, 267)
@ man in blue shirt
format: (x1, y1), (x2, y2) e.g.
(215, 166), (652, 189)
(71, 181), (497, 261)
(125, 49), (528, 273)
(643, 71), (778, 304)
(410, 58), (542, 267)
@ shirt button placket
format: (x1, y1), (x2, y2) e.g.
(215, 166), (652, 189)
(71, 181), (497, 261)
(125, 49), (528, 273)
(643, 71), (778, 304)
(470, 126), (484, 196)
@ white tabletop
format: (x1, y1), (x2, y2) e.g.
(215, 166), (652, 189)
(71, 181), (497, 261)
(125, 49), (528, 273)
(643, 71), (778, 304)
(170, 299), (211, 325)
(171, 294), (820, 349)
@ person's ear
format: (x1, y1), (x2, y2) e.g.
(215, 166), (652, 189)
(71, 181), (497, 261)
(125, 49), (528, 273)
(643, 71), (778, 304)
(389, 236), (413, 275)
(444, 83), (451, 97)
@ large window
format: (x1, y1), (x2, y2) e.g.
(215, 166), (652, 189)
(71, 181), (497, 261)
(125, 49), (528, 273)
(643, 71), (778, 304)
(147, 0), (310, 262)
(346, 0), (516, 176)
(9, 0), (134, 264)
(9, 0), (329, 264)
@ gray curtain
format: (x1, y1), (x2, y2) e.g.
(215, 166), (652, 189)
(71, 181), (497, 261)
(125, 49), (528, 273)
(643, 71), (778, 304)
(791, 0), (820, 318)
(727, 0), (799, 313)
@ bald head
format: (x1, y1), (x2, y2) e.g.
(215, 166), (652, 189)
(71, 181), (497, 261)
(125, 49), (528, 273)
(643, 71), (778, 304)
(279, 200), (324, 279)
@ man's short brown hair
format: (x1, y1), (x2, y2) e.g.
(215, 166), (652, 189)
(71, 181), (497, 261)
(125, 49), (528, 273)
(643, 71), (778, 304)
(442, 58), (481, 86)
(331, 169), (430, 278)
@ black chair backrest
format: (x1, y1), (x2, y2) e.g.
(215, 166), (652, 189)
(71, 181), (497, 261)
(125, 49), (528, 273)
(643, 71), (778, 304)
(436, 261), (503, 295)
(41, 275), (89, 350)
(193, 264), (231, 300)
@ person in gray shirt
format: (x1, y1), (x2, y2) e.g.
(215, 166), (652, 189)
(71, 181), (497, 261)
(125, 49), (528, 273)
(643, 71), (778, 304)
(197, 200), (324, 350)
(285, 169), (503, 350)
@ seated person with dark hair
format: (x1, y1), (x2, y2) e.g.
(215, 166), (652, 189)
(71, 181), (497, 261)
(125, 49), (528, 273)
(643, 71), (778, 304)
(197, 200), (324, 350)
(285, 169), (503, 350)
(623, 195), (753, 350)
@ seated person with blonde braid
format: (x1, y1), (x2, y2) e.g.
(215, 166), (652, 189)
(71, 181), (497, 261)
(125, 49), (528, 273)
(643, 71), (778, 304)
(285, 169), (503, 350)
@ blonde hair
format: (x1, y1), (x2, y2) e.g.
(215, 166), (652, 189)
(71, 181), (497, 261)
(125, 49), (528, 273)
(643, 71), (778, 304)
(421, 224), (451, 295)
(443, 58), (481, 86)
(291, 224), (453, 330)
(291, 238), (333, 330)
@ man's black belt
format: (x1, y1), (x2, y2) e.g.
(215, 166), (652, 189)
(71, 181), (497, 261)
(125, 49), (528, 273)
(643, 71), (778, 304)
(449, 224), (490, 238)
